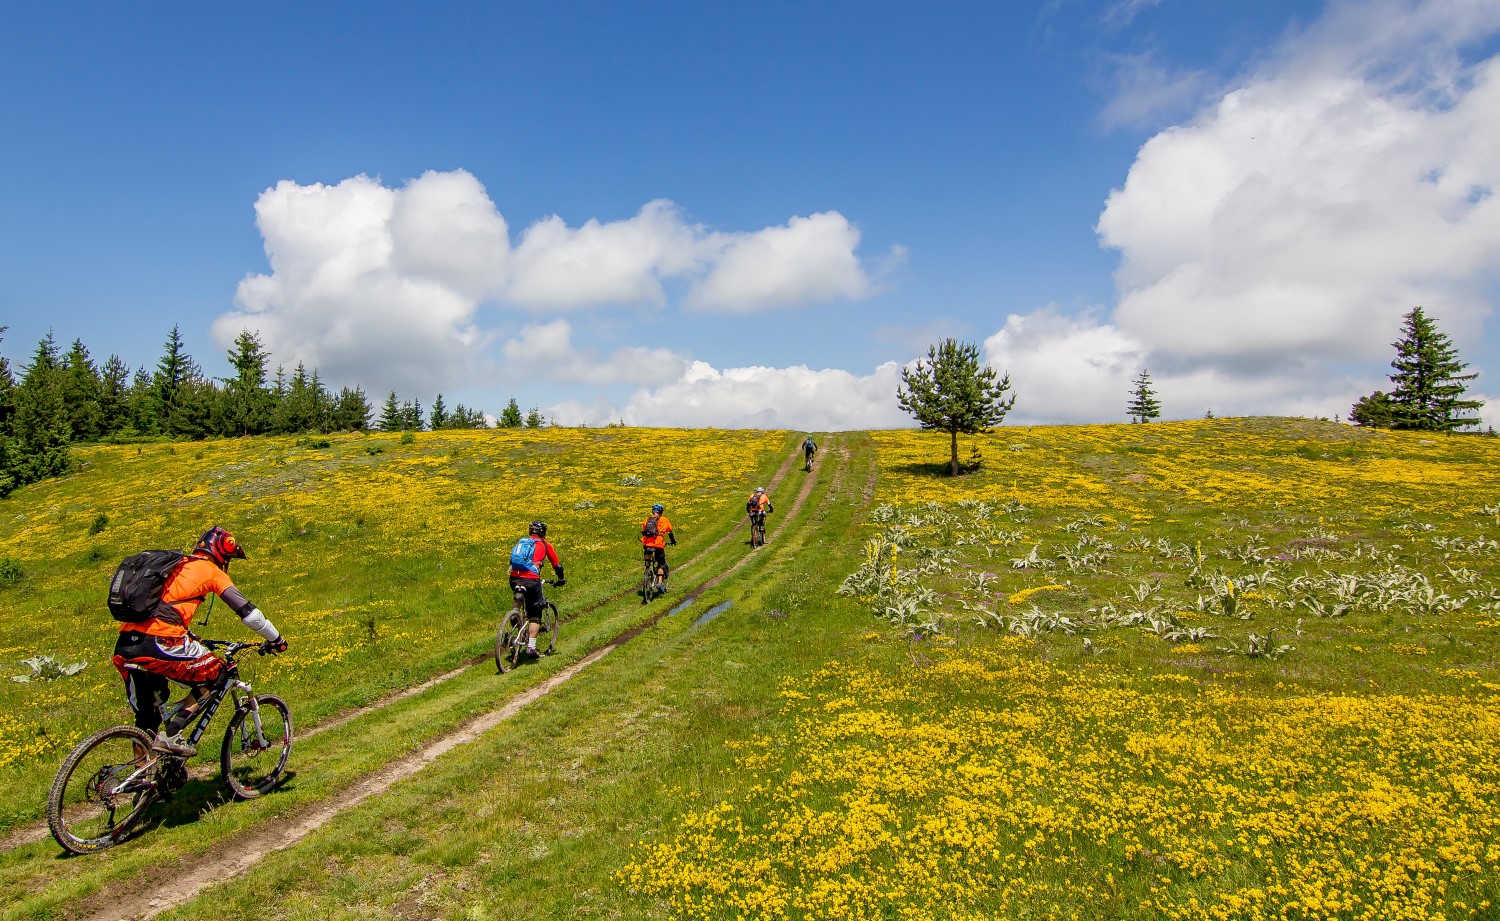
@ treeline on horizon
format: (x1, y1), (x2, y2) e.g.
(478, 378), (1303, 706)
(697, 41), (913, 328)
(0, 326), (542, 498)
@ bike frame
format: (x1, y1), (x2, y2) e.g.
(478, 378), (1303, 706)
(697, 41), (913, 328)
(175, 640), (265, 754)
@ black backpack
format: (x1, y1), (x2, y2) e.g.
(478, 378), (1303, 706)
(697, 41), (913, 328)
(107, 550), (187, 624)
(642, 515), (660, 539)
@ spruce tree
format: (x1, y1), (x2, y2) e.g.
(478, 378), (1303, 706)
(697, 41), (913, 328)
(62, 339), (105, 441)
(1126, 369), (1162, 424)
(0, 328), (17, 495)
(14, 333), (72, 482)
(220, 329), (273, 436)
(127, 367), (155, 434)
(333, 386), (371, 431)
(377, 391), (404, 432)
(151, 326), (200, 436)
(499, 397), (523, 428)
(1386, 307), (1484, 432)
(1349, 390), (1395, 428)
(896, 338), (1016, 476)
(403, 399), (425, 431)
(524, 407), (544, 428)
(98, 354), (131, 436)
(430, 394), (448, 430)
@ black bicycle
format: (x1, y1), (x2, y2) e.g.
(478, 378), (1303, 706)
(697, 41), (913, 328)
(496, 580), (560, 672)
(640, 552), (666, 603)
(46, 639), (292, 855)
(749, 510), (768, 548)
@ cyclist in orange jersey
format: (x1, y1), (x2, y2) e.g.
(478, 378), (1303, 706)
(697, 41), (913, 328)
(641, 503), (676, 595)
(112, 527), (287, 756)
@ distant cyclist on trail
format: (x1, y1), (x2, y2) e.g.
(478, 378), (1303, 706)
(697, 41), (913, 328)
(641, 503), (676, 596)
(112, 527), (288, 757)
(802, 435), (817, 470)
(747, 486), (773, 539)
(509, 521), (565, 658)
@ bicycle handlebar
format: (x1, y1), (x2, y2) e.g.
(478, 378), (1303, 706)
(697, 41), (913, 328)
(199, 638), (275, 657)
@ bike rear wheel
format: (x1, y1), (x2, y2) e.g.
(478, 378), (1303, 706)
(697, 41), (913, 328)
(46, 725), (157, 854)
(496, 609), (524, 672)
(221, 694), (292, 799)
(641, 562), (655, 603)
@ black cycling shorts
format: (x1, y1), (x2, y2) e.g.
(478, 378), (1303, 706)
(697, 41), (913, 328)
(509, 577), (547, 623)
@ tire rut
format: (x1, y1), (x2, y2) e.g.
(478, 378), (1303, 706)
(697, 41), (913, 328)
(65, 439), (845, 920)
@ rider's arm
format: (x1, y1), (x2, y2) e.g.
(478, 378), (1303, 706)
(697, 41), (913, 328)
(545, 543), (565, 583)
(218, 584), (283, 643)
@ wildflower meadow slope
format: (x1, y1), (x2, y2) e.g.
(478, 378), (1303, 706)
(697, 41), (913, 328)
(623, 418), (1500, 921)
(0, 427), (791, 829)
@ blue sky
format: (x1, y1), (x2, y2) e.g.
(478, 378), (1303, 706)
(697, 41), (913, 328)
(3, 1), (1498, 429)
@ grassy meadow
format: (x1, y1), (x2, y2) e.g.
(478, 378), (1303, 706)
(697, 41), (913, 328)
(0, 418), (1498, 920)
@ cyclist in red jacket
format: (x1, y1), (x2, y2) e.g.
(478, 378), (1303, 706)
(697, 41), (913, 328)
(509, 521), (565, 656)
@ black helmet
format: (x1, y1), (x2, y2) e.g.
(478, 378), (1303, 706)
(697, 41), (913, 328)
(529, 520), (547, 537)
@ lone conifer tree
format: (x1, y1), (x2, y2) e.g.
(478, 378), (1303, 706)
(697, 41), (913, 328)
(1127, 369), (1162, 424)
(499, 397), (523, 428)
(896, 338), (1015, 476)
(1384, 307), (1484, 432)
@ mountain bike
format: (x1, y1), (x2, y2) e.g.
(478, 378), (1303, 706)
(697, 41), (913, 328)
(804, 453), (814, 472)
(641, 551), (666, 603)
(496, 579), (560, 672)
(46, 639), (291, 855)
(749, 510), (768, 548)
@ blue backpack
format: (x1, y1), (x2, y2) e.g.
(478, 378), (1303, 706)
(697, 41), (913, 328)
(510, 536), (541, 575)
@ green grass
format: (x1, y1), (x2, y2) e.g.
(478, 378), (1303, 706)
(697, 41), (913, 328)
(0, 420), (1497, 920)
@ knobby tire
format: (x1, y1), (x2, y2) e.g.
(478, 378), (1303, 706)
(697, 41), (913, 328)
(496, 609), (524, 672)
(221, 694), (293, 799)
(46, 725), (158, 855)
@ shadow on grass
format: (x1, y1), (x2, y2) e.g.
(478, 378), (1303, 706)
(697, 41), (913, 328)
(889, 461), (965, 479)
(53, 771), (297, 859)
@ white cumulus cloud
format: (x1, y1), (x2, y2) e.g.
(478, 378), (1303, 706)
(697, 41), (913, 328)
(687, 212), (875, 312)
(217, 172), (890, 396)
(1008, 0), (1500, 427)
(499, 319), (688, 386)
(547, 360), (911, 430)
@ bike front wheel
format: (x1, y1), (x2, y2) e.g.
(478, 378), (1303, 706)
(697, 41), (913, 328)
(221, 694), (292, 799)
(497, 610), (524, 672)
(537, 601), (560, 655)
(46, 725), (157, 855)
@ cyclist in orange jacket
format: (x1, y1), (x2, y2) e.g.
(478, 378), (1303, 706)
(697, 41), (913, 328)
(641, 503), (676, 595)
(747, 485), (773, 532)
(112, 527), (287, 756)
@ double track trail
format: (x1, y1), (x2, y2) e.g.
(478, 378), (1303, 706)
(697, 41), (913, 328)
(0, 441), (812, 855)
(58, 437), (852, 921)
